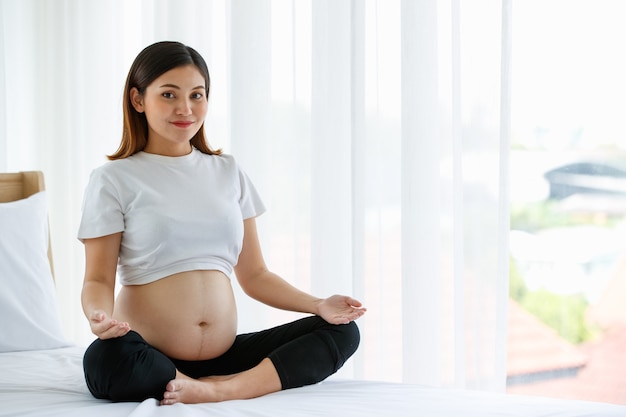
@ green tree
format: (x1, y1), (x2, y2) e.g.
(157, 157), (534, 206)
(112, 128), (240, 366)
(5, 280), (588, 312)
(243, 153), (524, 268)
(509, 258), (597, 344)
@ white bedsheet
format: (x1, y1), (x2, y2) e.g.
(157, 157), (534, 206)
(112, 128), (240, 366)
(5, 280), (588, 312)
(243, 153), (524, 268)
(2, 346), (626, 417)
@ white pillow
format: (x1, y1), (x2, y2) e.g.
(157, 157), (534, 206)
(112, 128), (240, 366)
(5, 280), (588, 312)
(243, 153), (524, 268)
(0, 191), (69, 351)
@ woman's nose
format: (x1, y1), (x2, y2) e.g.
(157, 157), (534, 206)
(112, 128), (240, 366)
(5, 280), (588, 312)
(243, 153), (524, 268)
(176, 99), (192, 115)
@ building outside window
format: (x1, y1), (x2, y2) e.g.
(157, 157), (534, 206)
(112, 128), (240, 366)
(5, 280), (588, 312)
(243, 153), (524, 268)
(506, 0), (626, 405)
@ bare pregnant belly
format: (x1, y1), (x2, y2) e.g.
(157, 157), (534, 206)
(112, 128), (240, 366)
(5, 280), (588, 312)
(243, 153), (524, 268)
(113, 270), (238, 360)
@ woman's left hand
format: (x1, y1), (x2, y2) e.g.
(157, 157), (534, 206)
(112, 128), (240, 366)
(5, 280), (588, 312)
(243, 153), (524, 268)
(316, 295), (366, 325)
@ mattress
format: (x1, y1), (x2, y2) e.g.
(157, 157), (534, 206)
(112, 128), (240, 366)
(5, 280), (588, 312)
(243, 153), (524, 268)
(2, 346), (626, 417)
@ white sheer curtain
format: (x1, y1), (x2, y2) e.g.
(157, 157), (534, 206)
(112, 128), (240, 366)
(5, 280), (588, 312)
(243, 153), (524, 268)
(0, 0), (510, 391)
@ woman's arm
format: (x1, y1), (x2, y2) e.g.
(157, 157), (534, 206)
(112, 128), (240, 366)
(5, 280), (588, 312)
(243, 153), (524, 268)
(81, 232), (130, 339)
(234, 218), (366, 324)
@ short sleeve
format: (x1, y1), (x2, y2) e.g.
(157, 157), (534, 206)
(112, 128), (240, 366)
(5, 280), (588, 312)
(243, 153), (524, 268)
(77, 168), (125, 241)
(238, 166), (266, 219)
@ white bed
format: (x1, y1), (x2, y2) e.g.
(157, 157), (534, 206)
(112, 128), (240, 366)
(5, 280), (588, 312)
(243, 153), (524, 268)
(3, 346), (626, 417)
(2, 171), (626, 417)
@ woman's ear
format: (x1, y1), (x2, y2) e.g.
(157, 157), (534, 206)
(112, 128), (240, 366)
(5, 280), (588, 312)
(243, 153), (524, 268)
(129, 87), (144, 113)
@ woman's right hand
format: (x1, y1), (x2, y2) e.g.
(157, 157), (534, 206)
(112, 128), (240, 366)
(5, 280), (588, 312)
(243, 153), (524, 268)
(89, 309), (131, 339)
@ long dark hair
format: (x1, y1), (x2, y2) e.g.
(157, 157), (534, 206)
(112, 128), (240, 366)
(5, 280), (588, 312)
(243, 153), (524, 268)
(108, 41), (221, 160)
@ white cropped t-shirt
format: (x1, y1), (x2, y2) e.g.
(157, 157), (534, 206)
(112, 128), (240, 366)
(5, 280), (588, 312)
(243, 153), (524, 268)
(77, 149), (266, 285)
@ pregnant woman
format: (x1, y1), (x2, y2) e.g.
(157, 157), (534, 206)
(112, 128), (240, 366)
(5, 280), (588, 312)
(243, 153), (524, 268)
(78, 41), (365, 405)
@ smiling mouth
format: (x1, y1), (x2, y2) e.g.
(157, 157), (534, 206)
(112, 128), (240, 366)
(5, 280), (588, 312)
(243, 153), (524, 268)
(172, 121), (194, 128)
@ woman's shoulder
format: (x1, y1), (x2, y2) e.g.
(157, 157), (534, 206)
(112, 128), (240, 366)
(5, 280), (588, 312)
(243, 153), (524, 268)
(86, 155), (148, 191)
(90, 156), (135, 177)
(197, 149), (235, 163)
(195, 150), (240, 172)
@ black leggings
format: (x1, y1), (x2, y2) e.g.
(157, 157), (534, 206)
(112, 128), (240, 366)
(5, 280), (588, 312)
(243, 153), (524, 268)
(83, 316), (360, 402)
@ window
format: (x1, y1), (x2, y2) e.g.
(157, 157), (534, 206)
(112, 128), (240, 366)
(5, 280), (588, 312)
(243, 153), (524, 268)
(507, 0), (626, 405)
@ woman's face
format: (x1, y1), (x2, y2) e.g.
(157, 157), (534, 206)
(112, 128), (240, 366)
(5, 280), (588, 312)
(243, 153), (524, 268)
(130, 64), (208, 156)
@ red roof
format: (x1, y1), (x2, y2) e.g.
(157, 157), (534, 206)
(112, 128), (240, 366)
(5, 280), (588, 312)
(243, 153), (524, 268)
(507, 264), (626, 407)
(587, 253), (626, 329)
(507, 299), (587, 377)
(508, 324), (626, 405)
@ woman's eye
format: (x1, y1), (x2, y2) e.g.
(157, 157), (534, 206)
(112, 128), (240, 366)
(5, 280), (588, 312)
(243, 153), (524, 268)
(191, 93), (204, 100)
(162, 92), (175, 99)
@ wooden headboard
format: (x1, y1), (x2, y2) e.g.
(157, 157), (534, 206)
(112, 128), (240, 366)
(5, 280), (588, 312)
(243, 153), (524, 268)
(0, 171), (54, 279)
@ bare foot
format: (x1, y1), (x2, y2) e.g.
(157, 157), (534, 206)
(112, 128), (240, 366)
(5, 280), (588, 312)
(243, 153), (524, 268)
(161, 359), (281, 405)
(160, 378), (221, 405)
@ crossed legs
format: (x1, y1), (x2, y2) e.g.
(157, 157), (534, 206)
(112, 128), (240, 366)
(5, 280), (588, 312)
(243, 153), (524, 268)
(83, 316), (360, 404)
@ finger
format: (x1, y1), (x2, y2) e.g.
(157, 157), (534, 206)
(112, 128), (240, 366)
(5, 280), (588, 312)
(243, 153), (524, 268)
(109, 324), (130, 338)
(91, 318), (116, 335)
(90, 310), (106, 322)
(346, 297), (363, 308)
(92, 317), (124, 333)
(332, 313), (358, 325)
(352, 309), (366, 319)
(333, 295), (362, 308)
(341, 309), (366, 323)
(98, 322), (130, 339)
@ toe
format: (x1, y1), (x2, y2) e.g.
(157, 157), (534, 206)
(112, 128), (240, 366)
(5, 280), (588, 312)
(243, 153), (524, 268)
(165, 380), (178, 392)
